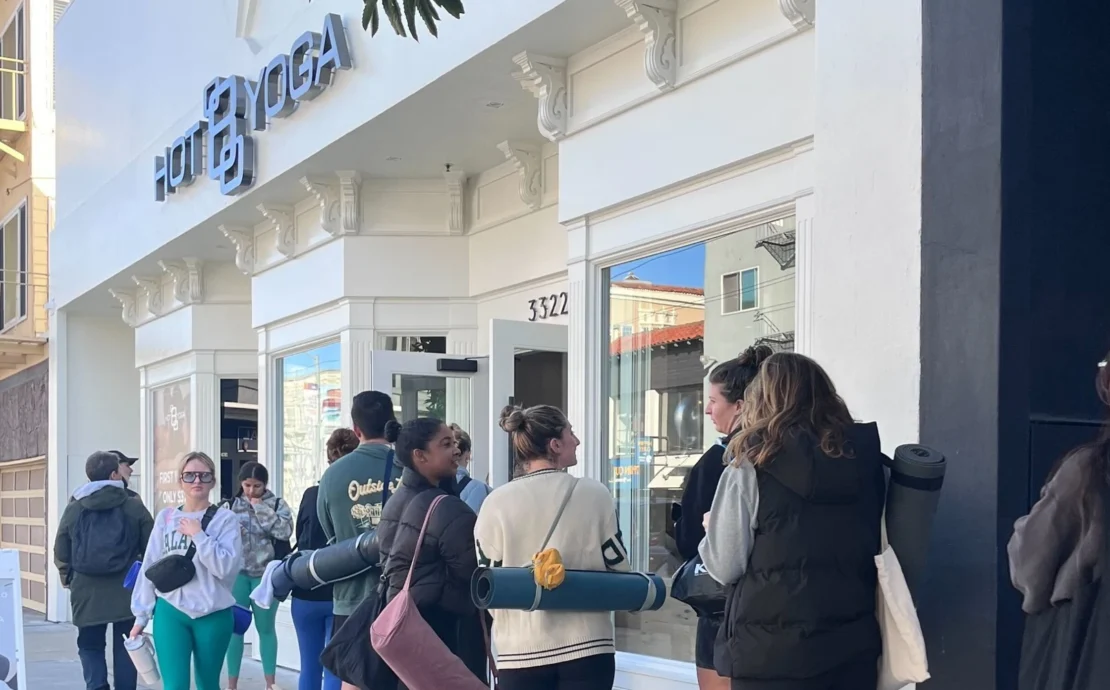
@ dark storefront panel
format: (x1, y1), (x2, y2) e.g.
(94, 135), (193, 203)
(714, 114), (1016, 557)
(0, 360), (47, 462)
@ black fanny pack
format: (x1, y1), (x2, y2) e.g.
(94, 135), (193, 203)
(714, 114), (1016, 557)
(145, 505), (218, 594)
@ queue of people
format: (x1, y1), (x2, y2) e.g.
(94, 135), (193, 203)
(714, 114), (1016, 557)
(50, 345), (1107, 690)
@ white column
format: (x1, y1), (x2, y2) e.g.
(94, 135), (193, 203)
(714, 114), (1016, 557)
(340, 327), (374, 426)
(792, 193), (816, 355)
(565, 219), (602, 482)
(447, 331), (482, 474)
(138, 368), (152, 507)
(191, 354), (220, 497)
(256, 329), (272, 492)
(811, 0), (923, 447)
(46, 307), (70, 622)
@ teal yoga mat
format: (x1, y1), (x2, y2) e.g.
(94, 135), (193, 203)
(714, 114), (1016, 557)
(471, 567), (667, 612)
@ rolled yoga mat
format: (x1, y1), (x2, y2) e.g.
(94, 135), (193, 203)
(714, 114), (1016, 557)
(270, 529), (381, 599)
(884, 444), (946, 600)
(471, 567), (667, 612)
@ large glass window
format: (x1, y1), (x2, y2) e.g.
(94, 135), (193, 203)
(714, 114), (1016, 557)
(604, 217), (796, 662)
(278, 342), (341, 526)
(152, 380), (192, 515)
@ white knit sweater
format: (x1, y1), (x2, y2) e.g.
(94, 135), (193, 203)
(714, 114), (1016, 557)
(474, 469), (630, 669)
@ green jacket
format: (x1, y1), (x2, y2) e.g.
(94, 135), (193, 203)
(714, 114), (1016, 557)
(54, 481), (154, 627)
(317, 442), (397, 615)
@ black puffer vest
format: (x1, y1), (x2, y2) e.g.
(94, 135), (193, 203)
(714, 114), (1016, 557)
(721, 422), (887, 681)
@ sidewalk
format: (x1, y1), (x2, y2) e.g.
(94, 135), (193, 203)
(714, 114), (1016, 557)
(22, 611), (300, 689)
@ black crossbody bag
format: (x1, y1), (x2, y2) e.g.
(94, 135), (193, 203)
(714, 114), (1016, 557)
(145, 505), (218, 594)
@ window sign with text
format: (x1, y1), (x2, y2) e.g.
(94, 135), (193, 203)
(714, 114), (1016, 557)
(152, 380), (192, 514)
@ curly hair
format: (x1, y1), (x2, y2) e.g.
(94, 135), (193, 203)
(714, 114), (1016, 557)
(326, 428), (360, 463)
(728, 352), (855, 467)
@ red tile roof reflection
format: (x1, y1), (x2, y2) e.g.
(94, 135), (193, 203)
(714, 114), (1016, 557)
(611, 281), (705, 296)
(611, 321), (705, 355)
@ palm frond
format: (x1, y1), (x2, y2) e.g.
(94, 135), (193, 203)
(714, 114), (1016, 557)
(360, 0), (465, 39)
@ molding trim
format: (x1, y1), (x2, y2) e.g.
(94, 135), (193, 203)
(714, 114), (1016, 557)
(338, 171), (362, 236)
(108, 288), (139, 327)
(445, 170), (467, 235)
(512, 52), (568, 142)
(219, 225), (256, 275)
(159, 258), (205, 305)
(778, 0), (815, 28)
(616, 0), (678, 91)
(235, 0), (257, 38)
(257, 203), (296, 256)
(497, 141), (543, 211)
(131, 276), (164, 317)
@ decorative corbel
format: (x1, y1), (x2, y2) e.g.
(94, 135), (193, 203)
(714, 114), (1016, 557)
(512, 52), (568, 142)
(158, 258), (205, 305)
(444, 169), (467, 235)
(497, 141), (543, 212)
(301, 175), (340, 236)
(219, 225), (256, 275)
(616, 0), (677, 91)
(131, 275), (165, 317)
(108, 288), (140, 327)
(779, 0), (815, 29)
(337, 171), (362, 235)
(257, 203), (296, 257)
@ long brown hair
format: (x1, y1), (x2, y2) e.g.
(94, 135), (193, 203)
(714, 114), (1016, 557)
(1046, 353), (1110, 522)
(728, 352), (855, 467)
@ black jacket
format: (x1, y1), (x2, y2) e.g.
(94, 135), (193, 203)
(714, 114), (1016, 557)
(723, 422), (886, 681)
(675, 432), (737, 560)
(377, 468), (485, 679)
(292, 485), (333, 601)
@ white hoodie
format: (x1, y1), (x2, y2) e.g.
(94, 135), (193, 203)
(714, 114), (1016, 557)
(131, 505), (242, 625)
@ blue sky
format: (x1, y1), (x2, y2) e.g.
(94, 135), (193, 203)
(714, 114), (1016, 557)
(610, 242), (706, 289)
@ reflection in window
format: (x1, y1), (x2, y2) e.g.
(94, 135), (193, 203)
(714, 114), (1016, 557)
(604, 217), (796, 662)
(278, 342), (341, 530)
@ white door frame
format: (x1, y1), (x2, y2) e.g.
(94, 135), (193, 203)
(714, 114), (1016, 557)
(488, 319), (569, 488)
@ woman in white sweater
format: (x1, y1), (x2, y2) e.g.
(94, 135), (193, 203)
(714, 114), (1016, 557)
(129, 451), (243, 690)
(475, 405), (629, 690)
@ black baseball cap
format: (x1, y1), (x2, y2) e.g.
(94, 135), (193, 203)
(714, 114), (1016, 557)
(107, 450), (137, 466)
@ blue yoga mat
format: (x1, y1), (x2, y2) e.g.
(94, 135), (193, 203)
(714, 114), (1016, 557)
(471, 567), (667, 612)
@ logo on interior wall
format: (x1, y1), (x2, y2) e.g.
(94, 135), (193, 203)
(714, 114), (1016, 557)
(153, 13), (352, 202)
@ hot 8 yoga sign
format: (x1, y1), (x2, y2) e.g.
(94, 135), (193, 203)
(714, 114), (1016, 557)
(153, 13), (352, 201)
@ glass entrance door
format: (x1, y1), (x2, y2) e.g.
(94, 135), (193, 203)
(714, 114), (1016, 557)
(370, 351), (489, 479)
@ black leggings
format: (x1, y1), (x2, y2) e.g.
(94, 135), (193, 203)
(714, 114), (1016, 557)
(498, 653), (616, 690)
(730, 654), (878, 690)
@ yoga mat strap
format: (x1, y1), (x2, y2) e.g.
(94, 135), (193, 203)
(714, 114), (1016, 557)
(539, 479), (579, 553)
(635, 572), (657, 612)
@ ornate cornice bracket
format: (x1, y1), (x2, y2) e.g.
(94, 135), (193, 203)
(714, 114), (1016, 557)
(108, 288), (140, 327)
(159, 258), (205, 305)
(444, 170), (468, 235)
(616, 0), (678, 91)
(301, 171), (362, 237)
(779, 0), (815, 29)
(512, 52), (568, 142)
(301, 176), (340, 236)
(337, 171), (362, 236)
(219, 225), (256, 275)
(257, 203), (296, 256)
(131, 275), (165, 317)
(497, 141), (543, 212)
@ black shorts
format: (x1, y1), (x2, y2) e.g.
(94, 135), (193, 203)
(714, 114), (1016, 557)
(332, 614), (349, 637)
(696, 615), (723, 670)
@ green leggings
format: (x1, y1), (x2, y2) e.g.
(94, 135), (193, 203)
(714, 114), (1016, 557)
(152, 598), (234, 690)
(226, 572), (279, 678)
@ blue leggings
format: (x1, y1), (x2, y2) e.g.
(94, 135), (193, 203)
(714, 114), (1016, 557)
(291, 597), (341, 690)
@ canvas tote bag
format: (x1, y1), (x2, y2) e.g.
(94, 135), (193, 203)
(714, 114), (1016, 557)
(371, 494), (490, 690)
(876, 512), (930, 690)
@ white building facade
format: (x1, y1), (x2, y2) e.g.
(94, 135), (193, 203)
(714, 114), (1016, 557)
(49, 0), (949, 687)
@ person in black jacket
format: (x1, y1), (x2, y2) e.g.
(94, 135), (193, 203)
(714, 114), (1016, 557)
(702, 352), (885, 690)
(292, 428), (359, 690)
(377, 417), (485, 685)
(674, 345), (772, 688)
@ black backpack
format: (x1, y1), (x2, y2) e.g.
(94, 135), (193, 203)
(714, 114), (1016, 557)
(70, 504), (138, 577)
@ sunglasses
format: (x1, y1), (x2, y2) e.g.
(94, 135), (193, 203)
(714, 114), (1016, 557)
(181, 471), (216, 484)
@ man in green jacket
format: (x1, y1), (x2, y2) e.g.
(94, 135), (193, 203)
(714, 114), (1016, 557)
(317, 390), (399, 641)
(54, 451), (154, 690)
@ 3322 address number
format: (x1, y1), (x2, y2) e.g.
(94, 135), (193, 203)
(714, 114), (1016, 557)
(528, 292), (569, 321)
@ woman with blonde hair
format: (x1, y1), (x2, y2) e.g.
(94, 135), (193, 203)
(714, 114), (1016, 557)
(474, 404), (630, 690)
(129, 451), (243, 690)
(700, 353), (885, 690)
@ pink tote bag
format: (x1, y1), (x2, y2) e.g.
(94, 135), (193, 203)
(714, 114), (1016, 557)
(370, 494), (492, 690)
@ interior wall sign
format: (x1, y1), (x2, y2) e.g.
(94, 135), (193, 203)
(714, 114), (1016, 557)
(154, 13), (352, 201)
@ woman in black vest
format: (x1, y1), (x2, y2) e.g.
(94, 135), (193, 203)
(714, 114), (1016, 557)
(674, 345), (772, 689)
(701, 352), (885, 690)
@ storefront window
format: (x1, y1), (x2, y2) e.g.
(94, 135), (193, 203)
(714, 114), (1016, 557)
(278, 342), (341, 526)
(152, 379), (192, 515)
(604, 217), (796, 662)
